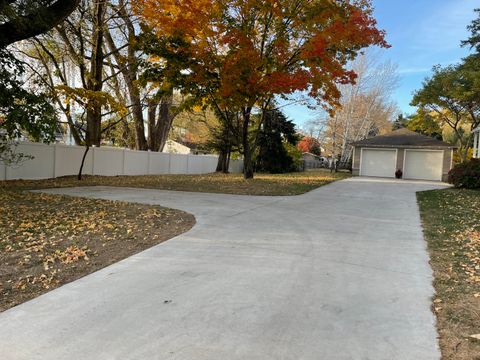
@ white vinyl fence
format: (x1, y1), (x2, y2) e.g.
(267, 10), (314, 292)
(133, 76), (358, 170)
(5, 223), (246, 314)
(0, 142), (243, 181)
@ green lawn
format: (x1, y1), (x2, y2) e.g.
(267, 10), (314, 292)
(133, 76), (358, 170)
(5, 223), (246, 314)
(1, 169), (350, 196)
(417, 188), (480, 360)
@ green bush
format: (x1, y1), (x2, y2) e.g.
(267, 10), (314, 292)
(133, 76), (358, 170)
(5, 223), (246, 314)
(284, 142), (303, 171)
(448, 159), (480, 188)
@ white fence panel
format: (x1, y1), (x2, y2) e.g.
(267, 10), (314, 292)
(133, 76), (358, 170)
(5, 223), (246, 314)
(7, 143), (54, 180)
(149, 152), (170, 174)
(124, 150), (149, 176)
(55, 144), (93, 177)
(169, 153), (188, 174)
(93, 147), (124, 176)
(0, 163), (5, 181)
(0, 142), (243, 180)
(229, 159), (243, 173)
(187, 155), (217, 174)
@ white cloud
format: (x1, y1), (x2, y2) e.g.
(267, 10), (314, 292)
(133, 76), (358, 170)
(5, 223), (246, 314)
(397, 67), (431, 74)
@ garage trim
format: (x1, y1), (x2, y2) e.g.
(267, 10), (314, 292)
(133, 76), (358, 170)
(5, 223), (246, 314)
(359, 147), (398, 178)
(402, 149), (444, 181)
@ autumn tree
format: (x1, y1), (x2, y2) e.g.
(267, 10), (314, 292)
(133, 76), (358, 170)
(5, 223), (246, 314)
(16, 0), (181, 154)
(105, 1), (185, 151)
(406, 108), (443, 140)
(134, 0), (388, 179)
(172, 108), (220, 151)
(22, 0), (113, 147)
(310, 52), (397, 167)
(411, 63), (480, 161)
(297, 136), (321, 155)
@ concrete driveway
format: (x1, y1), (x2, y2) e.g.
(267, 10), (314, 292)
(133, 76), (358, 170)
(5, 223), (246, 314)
(0, 177), (448, 360)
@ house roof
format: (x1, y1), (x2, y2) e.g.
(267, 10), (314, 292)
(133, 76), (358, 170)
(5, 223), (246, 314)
(302, 152), (321, 158)
(351, 128), (455, 148)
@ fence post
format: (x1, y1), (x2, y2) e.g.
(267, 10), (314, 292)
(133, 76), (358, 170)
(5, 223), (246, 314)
(92, 145), (96, 175)
(147, 150), (151, 175)
(122, 148), (126, 176)
(168, 153), (172, 174)
(53, 143), (57, 178)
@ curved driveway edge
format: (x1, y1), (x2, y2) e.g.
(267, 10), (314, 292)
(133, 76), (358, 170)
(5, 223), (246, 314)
(0, 177), (449, 359)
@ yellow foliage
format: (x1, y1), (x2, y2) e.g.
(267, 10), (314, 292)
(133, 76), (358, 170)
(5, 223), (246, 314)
(55, 86), (128, 117)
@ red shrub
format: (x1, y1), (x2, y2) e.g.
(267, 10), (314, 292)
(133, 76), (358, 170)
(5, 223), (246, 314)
(448, 159), (480, 189)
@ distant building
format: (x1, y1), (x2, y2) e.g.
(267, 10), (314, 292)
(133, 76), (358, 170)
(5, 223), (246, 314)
(302, 152), (328, 169)
(163, 140), (192, 154)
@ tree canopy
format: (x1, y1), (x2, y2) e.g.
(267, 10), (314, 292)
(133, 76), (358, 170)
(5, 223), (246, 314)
(134, 0), (388, 178)
(411, 59), (480, 161)
(298, 136), (321, 155)
(461, 8), (480, 53)
(406, 108), (442, 140)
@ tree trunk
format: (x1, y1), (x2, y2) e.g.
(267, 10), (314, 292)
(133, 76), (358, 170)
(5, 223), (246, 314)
(78, 145), (90, 180)
(85, 0), (106, 147)
(131, 91), (147, 150)
(242, 109), (254, 179)
(216, 147), (231, 173)
(86, 108), (102, 146)
(155, 95), (175, 152)
(147, 100), (158, 150)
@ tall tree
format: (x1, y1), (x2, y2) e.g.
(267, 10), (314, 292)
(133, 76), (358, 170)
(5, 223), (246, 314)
(461, 8), (480, 53)
(411, 63), (480, 161)
(313, 53), (397, 165)
(406, 108), (443, 140)
(84, 0), (107, 147)
(19, 0), (130, 148)
(0, 0), (80, 47)
(104, 0), (181, 151)
(134, 0), (388, 179)
(256, 109), (298, 174)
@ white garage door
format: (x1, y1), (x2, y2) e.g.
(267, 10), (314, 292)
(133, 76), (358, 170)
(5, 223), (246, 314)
(360, 149), (396, 178)
(404, 150), (443, 181)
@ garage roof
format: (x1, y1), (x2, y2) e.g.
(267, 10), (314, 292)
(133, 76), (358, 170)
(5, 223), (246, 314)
(352, 128), (455, 148)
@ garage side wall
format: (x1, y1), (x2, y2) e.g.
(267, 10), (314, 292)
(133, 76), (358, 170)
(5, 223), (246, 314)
(352, 146), (361, 176)
(442, 149), (453, 182)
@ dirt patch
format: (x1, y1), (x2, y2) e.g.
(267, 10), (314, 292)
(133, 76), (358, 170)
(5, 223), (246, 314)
(0, 189), (195, 312)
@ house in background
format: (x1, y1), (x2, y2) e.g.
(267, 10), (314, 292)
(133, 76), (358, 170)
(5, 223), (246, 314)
(302, 152), (329, 169)
(163, 140), (192, 154)
(351, 128), (455, 181)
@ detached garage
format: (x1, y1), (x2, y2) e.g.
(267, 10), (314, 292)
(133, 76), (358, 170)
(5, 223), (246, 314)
(352, 129), (455, 182)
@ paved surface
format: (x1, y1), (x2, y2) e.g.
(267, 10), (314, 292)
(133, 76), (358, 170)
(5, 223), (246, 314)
(0, 177), (449, 360)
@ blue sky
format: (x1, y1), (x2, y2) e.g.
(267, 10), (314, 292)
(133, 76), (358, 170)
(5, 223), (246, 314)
(282, 0), (478, 128)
